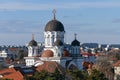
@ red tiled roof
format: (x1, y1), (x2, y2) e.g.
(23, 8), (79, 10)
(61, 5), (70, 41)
(36, 61), (65, 74)
(0, 68), (16, 76)
(113, 60), (120, 67)
(41, 50), (54, 57)
(8, 48), (19, 51)
(96, 52), (106, 56)
(63, 49), (70, 57)
(82, 62), (94, 69)
(0, 68), (23, 80)
(4, 71), (23, 80)
(82, 52), (95, 56)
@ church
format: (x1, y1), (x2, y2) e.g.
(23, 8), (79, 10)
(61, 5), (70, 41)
(24, 10), (83, 69)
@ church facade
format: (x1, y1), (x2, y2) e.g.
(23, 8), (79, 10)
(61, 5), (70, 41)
(24, 10), (83, 69)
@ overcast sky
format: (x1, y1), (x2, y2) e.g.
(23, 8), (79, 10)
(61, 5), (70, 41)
(0, 0), (120, 45)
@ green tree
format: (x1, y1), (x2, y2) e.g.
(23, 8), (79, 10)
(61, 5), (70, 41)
(88, 69), (108, 80)
(24, 68), (108, 80)
(96, 51), (115, 80)
(24, 69), (65, 80)
(51, 68), (65, 80)
(34, 70), (48, 80)
(66, 69), (86, 80)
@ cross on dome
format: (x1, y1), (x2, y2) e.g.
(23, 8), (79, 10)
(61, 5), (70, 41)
(74, 33), (77, 40)
(53, 9), (56, 20)
(32, 34), (34, 40)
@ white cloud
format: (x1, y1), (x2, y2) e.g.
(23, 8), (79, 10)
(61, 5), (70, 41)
(0, 2), (120, 11)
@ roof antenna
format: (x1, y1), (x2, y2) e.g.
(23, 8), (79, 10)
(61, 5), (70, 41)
(32, 34), (34, 40)
(53, 9), (56, 20)
(74, 33), (77, 40)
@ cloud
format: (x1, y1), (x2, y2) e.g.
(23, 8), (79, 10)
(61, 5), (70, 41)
(0, 2), (120, 11)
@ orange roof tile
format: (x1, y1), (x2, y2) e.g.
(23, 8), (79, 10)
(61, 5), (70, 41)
(8, 48), (19, 51)
(41, 50), (54, 57)
(113, 60), (120, 67)
(0, 68), (16, 76)
(63, 49), (70, 57)
(36, 61), (65, 74)
(4, 71), (23, 80)
(82, 52), (95, 56)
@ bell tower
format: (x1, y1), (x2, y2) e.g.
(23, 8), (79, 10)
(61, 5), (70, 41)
(28, 34), (38, 57)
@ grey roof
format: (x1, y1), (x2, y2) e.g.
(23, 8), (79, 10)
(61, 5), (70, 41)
(81, 43), (98, 48)
(54, 40), (63, 46)
(28, 40), (37, 46)
(71, 39), (80, 46)
(45, 20), (64, 32)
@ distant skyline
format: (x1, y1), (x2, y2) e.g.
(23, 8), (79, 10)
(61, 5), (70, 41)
(0, 0), (120, 45)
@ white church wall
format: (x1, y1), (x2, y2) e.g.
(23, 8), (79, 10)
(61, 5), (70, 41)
(25, 58), (35, 66)
(44, 31), (65, 47)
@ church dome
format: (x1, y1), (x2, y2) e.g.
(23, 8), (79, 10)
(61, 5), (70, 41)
(54, 40), (63, 46)
(71, 34), (80, 46)
(41, 50), (54, 57)
(28, 40), (37, 46)
(45, 20), (64, 32)
(71, 39), (80, 46)
(28, 34), (38, 46)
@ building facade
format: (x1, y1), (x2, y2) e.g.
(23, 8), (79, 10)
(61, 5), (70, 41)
(25, 10), (83, 69)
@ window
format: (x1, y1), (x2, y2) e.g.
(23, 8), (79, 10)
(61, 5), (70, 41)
(47, 35), (50, 45)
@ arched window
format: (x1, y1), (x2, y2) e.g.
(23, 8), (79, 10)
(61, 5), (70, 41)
(76, 47), (77, 54)
(47, 35), (50, 46)
(52, 35), (54, 45)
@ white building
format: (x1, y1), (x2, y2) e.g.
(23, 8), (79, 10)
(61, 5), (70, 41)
(0, 50), (13, 58)
(25, 10), (83, 69)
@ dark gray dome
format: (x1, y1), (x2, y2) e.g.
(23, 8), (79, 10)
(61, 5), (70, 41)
(71, 39), (80, 46)
(45, 20), (64, 31)
(28, 40), (37, 46)
(54, 40), (63, 46)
